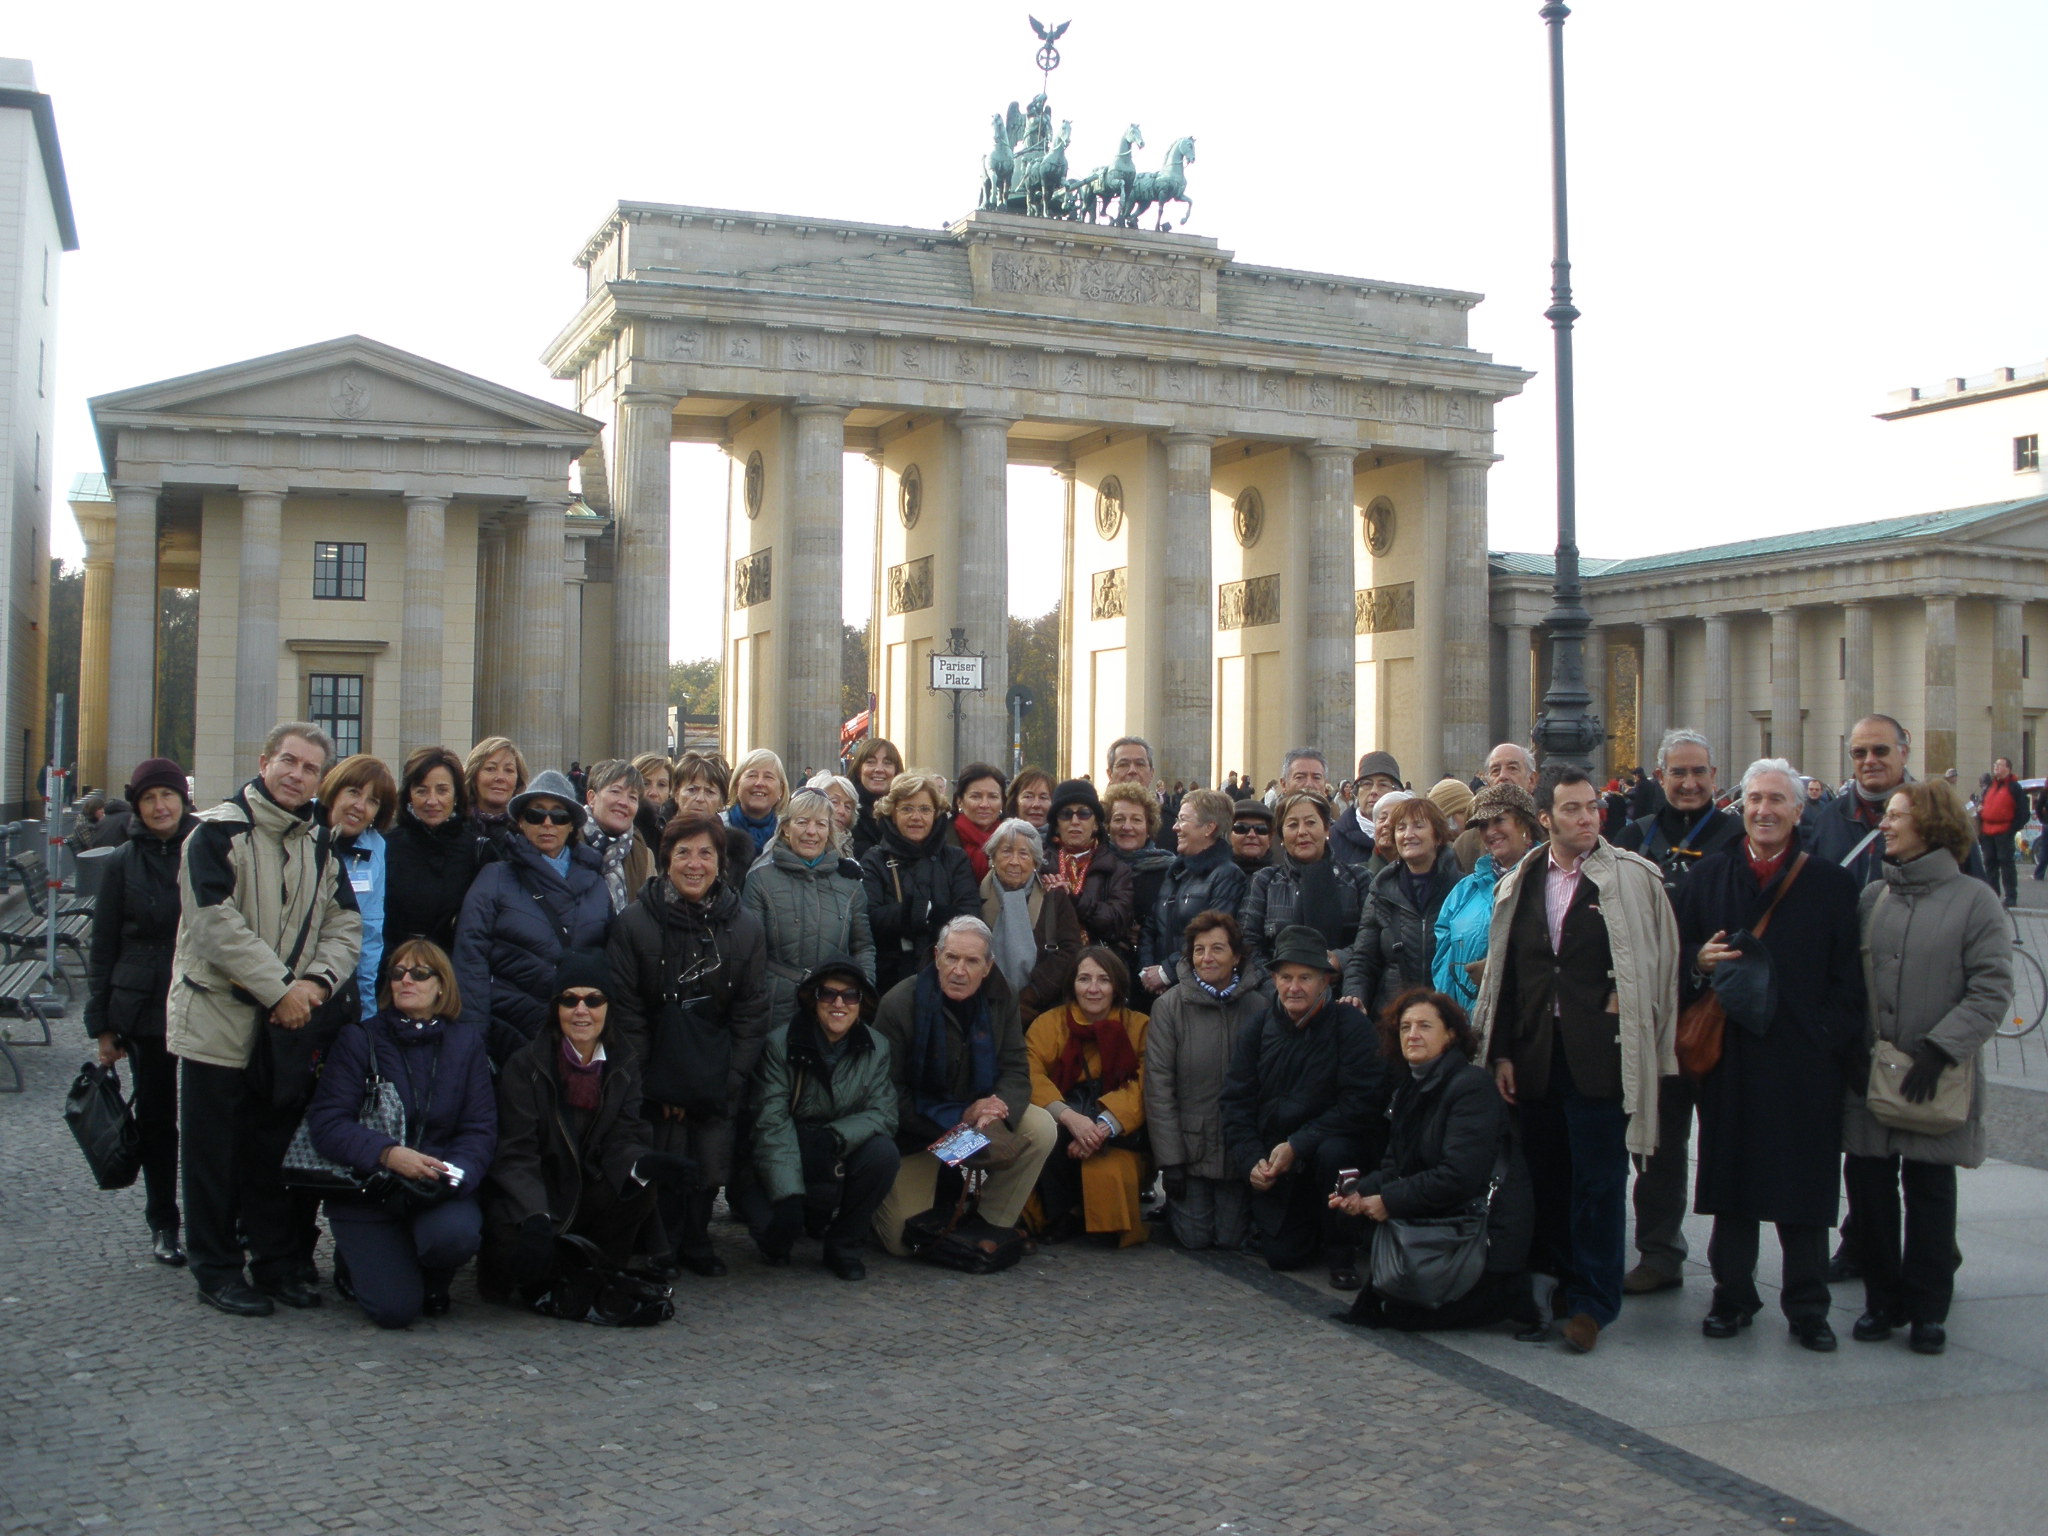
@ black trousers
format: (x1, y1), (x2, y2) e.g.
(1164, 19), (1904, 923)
(177, 1058), (303, 1291)
(731, 1134), (901, 1261)
(1629, 1074), (1696, 1280)
(126, 1034), (181, 1235)
(1250, 1134), (1368, 1272)
(1980, 828), (2019, 906)
(1706, 1215), (1830, 1321)
(1844, 1153), (1960, 1324)
(330, 1199), (482, 1328)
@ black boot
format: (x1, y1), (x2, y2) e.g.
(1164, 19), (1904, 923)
(676, 1190), (727, 1277)
(421, 1268), (453, 1317)
(151, 1227), (187, 1267)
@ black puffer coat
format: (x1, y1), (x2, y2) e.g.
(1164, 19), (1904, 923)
(606, 876), (772, 1119)
(1220, 998), (1386, 1178)
(84, 813), (198, 1041)
(482, 1024), (653, 1235)
(1141, 839), (1250, 984)
(861, 820), (979, 994)
(382, 808), (484, 955)
(1240, 851), (1368, 979)
(1355, 1051), (1533, 1274)
(453, 835), (613, 1060)
(1344, 852), (1462, 1014)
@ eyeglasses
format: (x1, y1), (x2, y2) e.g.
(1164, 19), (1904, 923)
(521, 806), (575, 825)
(392, 966), (438, 984)
(558, 991), (607, 1010)
(1056, 806), (1095, 820)
(1849, 746), (1896, 760)
(816, 985), (864, 1006)
(1232, 823), (1270, 836)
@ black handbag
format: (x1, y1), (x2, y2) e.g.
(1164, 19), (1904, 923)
(64, 1061), (142, 1191)
(529, 1234), (675, 1326)
(280, 1069), (406, 1195)
(902, 1169), (1029, 1274)
(1366, 1147), (1507, 1310)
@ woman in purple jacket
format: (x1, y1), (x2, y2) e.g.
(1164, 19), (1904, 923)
(305, 938), (496, 1328)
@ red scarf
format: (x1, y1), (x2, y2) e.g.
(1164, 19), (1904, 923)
(1053, 847), (1095, 897)
(955, 812), (997, 881)
(1745, 840), (1791, 888)
(1051, 1007), (1140, 1096)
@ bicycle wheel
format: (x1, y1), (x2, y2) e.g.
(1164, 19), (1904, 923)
(1999, 943), (2047, 1038)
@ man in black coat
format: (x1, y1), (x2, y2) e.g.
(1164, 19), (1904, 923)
(1220, 925), (1386, 1289)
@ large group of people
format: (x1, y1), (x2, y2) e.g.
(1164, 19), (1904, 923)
(78, 709), (2009, 1359)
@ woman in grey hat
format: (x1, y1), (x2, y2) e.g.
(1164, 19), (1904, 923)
(452, 769), (614, 1066)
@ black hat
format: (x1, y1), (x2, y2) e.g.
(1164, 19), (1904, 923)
(1232, 798), (1275, 827)
(1356, 750), (1402, 784)
(1269, 924), (1340, 975)
(795, 955), (880, 1020)
(1047, 778), (1104, 829)
(551, 948), (610, 999)
(124, 756), (190, 807)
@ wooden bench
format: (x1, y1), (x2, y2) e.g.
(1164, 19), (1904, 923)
(0, 956), (56, 1094)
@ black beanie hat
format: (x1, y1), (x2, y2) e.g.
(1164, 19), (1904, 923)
(1047, 778), (1103, 830)
(551, 949), (611, 1000)
(124, 757), (191, 808)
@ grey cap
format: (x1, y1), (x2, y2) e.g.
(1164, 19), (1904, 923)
(1356, 750), (1402, 784)
(510, 768), (586, 830)
(1269, 924), (1341, 975)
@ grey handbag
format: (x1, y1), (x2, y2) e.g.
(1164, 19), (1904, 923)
(1867, 1040), (1974, 1137)
(280, 1071), (406, 1193)
(1367, 1146), (1507, 1310)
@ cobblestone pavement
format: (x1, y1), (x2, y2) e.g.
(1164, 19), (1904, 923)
(0, 1040), (1866, 1536)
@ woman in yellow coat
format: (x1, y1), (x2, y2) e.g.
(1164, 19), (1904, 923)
(1026, 946), (1150, 1246)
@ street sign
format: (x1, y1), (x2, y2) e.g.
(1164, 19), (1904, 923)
(931, 654), (985, 691)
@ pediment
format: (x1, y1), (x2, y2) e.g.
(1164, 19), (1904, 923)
(91, 335), (600, 444)
(1952, 496), (2048, 550)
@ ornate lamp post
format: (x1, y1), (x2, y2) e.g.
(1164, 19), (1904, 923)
(1529, 1), (1602, 769)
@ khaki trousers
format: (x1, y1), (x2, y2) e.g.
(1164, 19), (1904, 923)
(873, 1103), (1058, 1256)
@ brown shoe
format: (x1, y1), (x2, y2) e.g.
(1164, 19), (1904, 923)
(1623, 1264), (1682, 1295)
(1562, 1313), (1601, 1353)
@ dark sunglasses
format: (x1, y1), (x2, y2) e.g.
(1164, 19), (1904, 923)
(521, 807), (575, 826)
(557, 990), (607, 1010)
(1232, 822), (1270, 836)
(816, 984), (864, 1006)
(392, 965), (438, 984)
(1056, 805), (1096, 820)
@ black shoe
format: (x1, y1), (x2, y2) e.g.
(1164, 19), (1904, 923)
(1851, 1311), (1897, 1343)
(332, 1253), (356, 1304)
(1327, 1260), (1362, 1292)
(823, 1251), (866, 1282)
(151, 1228), (187, 1267)
(759, 1248), (792, 1268)
(1791, 1317), (1838, 1353)
(256, 1275), (324, 1309)
(1701, 1307), (1755, 1339)
(198, 1279), (275, 1317)
(1909, 1322), (1947, 1355)
(1513, 1319), (1551, 1344)
(1826, 1246), (1862, 1284)
(679, 1250), (728, 1278)
(421, 1269), (452, 1317)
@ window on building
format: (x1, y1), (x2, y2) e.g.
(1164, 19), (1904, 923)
(2026, 635), (2033, 680)
(308, 674), (364, 758)
(313, 541), (367, 600)
(1838, 636), (1846, 680)
(2020, 435), (2042, 473)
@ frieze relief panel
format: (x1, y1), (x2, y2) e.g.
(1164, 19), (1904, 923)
(733, 549), (771, 609)
(887, 555), (933, 615)
(1218, 574), (1280, 631)
(1091, 567), (1127, 621)
(987, 251), (1200, 311)
(1354, 581), (1416, 635)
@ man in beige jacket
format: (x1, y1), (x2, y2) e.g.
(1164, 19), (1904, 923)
(1472, 764), (1678, 1354)
(170, 721), (360, 1317)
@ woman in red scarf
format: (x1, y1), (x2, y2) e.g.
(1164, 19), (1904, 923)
(949, 763), (1009, 881)
(1024, 947), (1150, 1246)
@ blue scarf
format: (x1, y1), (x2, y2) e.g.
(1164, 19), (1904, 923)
(908, 965), (997, 1130)
(727, 804), (777, 853)
(1194, 970), (1241, 1000)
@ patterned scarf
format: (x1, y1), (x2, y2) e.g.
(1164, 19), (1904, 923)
(1193, 970), (1241, 1000)
(1050, 1007), (1140, 1096)
(586, 825), (635, 914)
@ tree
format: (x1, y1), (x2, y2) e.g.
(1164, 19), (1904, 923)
(44, 559), (81, 774)
(669, 656), (721, 720)
(842, 622), (871, 726)
(156, 589), (198, 768)
(1007, 601), (1061, 774)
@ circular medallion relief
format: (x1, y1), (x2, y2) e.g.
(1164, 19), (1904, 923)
(898, 463), (923, 529)
(743, 451), (765, 520)
(1094, 475), (1126, 540)
(1232, 487), (1265, 549)
(1363, 495), (1395, 557)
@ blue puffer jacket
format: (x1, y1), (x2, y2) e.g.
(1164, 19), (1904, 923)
(1431, 854), (1503, 1010)
(452, 834), (612, 1060)
(305, 1008), (497, 1190)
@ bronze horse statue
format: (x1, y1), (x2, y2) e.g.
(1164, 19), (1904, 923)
(1121, 136), (1196, 231)
(1080, 125), (1144, 227)
(1019, 120), (1073, 217)
(980, 113), (1015, 210)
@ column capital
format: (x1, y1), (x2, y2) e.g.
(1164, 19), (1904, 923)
(1639, 617), (1667, 632)
(955, 412), (1014, 434)
(108, 478), (162, 500)
(1444, 450), (1502, 468)
(1303, 441), (1359, 464)
(619, 387), (683, 410)
(792, 399), (852, 422)
(1163, 429), (1215, 448)
(402, 492), (453, 511)
(236, 484), (288, 503)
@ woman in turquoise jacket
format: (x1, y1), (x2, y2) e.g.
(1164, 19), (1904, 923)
(1431, 784), (1540, 1010)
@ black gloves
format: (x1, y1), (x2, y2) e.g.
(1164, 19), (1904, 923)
(634, 1151), (697, 1190)
(1160, 1166), (1188, 1203)
(760, 1195), (805, 1260)
(1899, 1039), (1952, 1105)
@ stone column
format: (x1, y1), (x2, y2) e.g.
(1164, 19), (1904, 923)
(233, 490), (285, 774)
(1702, 613), (1733, 768)
(1504, 623), (1534, 750)
(1302, 445), (1357, 766)
(563, 533), (590, 761)
(475, 524), (508, 737)
(954, 414), (1013, 770)
(1582, 625), (1608, 781)
(1638, 620), (1670, 767)
(1923, 592), (1959, 775)
(1993, 597), (2024, 769)
(611, 390), (681, 755)
(1161, 431), (1215, 781)
(1442, 455), (1493, 775)
(77, 534), (113, 791)
(1769, 607), (1802, 768)
(514, 499), (570, 770)
(788, 403), (850, 774)
(1842, 600), (1874, 740)
(401, 495), (449, 751)
(105, 482), (160, 780)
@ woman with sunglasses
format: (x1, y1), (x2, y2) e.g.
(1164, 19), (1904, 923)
(303, 940), (496, 1328)
(452, 770), (614, 1066)
(607, 813), (771, 1277)
(1038, 779), (1134, 956)
(731, 957), (899, 1279)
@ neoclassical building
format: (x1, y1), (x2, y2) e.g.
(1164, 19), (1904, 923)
(1492, 360), (2048, 782)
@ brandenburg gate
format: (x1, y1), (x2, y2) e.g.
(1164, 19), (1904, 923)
(544, 196), (1528, 781)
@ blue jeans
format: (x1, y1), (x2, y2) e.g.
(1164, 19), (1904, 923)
(1518, 1046), (1629, 1326)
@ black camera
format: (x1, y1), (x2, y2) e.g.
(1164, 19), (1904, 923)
(1333, 1167), (1362, 1198)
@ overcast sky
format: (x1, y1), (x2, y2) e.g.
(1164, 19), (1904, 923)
(16, 1), (2045, 662)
